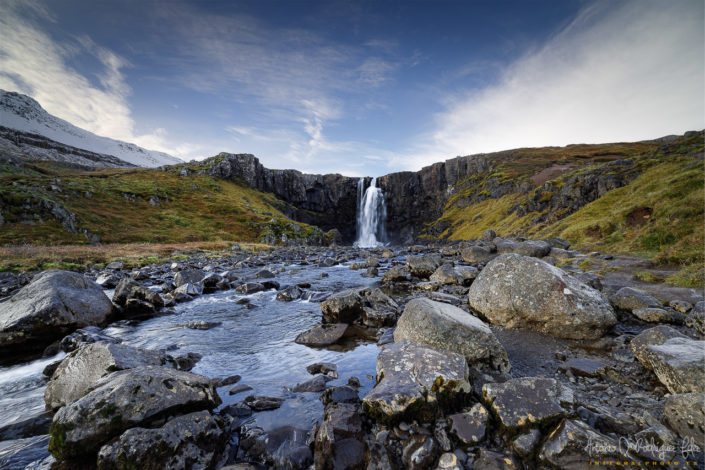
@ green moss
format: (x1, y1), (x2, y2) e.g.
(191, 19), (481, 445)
(48, 421), (75, 459)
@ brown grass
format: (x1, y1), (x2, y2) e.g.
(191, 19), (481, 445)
(0, 241), (271, 272)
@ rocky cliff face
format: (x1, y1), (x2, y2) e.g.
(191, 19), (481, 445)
(201, 153), (361, 241)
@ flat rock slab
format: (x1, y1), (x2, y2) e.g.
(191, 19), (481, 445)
(0, 270), (113, 361)
(539, 419), (626, 467)
(664, 393), (705, 442)
(45, 342), (167, 410)
(631, 325), (686, 367)
(97, 411), (229, 470)
(293, 375), (330, 393)
(610, 286), (663, 311)
(244, 396), (285, 411)
(559, 358), (608, 378)
(448, 403), (489, 445)
(467, 254), (616, 340)
(294, 323), (348, 347)
(49, 366), (220, 460)
(482, 377), (573, 431)
(394, 297), (510, 372)
(645, 337), (705, 394)
(362, 340), (470, 425)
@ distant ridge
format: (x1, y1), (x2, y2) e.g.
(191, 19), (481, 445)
(0, 90), (182, 168)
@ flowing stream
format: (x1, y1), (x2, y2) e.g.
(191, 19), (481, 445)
(0, 259), (381, 468)
(355, 177), (387, 248)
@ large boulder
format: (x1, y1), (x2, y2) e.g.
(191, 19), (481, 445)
(643, 337), (705, 394)
(45, 342), (168, 410)
(630, 325), (686, 366)
(0, 270), (114, 362)
(314, 402), (367, 470)
(467, 254), (616, 339)
(320, 290), (364, 324)
(239, 425), (312, 469)
(664, 393), (705, 442)
(406, 254), (442, 279)
(96, 411), (230, 470)
(49, 366), (220, 460)
(482, 377), (573, 431)
(514, 240), (551, 258)
(362, 340), (471, 424)
(394, 298), (510, 372)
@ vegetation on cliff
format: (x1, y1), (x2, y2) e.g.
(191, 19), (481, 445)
(426, 131), (704, 287)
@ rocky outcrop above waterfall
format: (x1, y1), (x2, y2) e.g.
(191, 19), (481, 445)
(178, 153), (361, 241)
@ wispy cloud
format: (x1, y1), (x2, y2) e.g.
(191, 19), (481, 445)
(391, 0), (704, 171)
(0, 1), (187, 159)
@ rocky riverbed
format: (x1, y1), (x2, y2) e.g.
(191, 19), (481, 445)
(0, 235), (703, 469)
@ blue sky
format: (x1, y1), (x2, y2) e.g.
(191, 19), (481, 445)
(1, 0), (702, 176)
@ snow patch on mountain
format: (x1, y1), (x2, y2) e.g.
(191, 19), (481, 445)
(0, 90), (182, 167)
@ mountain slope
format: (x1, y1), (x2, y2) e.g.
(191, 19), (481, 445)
(0, 90), (181, 168)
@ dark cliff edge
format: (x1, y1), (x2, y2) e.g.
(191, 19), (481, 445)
(195, 153), (362, 242)
(185, 130), (702, 246)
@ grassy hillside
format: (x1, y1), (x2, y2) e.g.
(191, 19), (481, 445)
(0, 160), (320, 247)
(427, 132), (704, 287)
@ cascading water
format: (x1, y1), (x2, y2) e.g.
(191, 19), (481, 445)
(354, 177), (387, 247)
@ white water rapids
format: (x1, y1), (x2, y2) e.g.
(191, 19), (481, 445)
(354, 177), (387, 248)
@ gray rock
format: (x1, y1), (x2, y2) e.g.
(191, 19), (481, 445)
(559, 358), (608, 378)
(644, 337), (705, 393)
(48, 366), (220, 460)
(610, 286), (663, 311)
(669, 299), (693, 313)
(467, 254), (616, 339)
(402, 434), (437, 470)
(406, 254), (442, 278)
(95, 273), (119, 288)
(184, 320), (221, 330)
(174, 269), (205, 287)
(632, 307), (677, 323)
(276, 285), (303, 302)
(631, 325), (687, 369)
(314, 403), (366, 470)
(664, 392), (705, 442)
(235, 282), (265, 294)
(60, 326), (120, 352)
(240, 425), (312, 470)
(321, 386), (359, 406)
(482, 377), (573, 431)
(228, 383), (253, 395)
(514, 240), (551, 258)
(511, 429), (541, 458)
(306, 362), (337, 377)
(545, 237), (570, 250)
(96, 411), (229, 470)
(320, 290), (364, 324)
(572, 271), (603, 291)
(460, 245), (495, 263)
(362, 340), (471, 424)
(473, 449), (520, 470)
(381, 266), (409, 283)
(105, 262), (123, 270)
(394, 298), (510, 372)
(436, 452), (463, 470)
(174, 282), (203, 298)
(112, 278), (164, 312)
(481, 229), (496, 242)
(686, 304), (705, 336)
(202, 272), (224, 289)
(45, 342), (167, 410)
(448, 403), (489, 445)
(294, 323), (348, 347)
(539, 419), (625, 467)
(0, 270), (113, 361)
(292, 375), (329, 393)
(244, 395), (284, 411)
(256, 269), (275, 279)
(429, 264), (463, 285)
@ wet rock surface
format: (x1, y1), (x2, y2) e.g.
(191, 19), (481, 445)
(0, 241), (703, 469)
(0, 270), (114, 363)
(468, 254), (617, 339)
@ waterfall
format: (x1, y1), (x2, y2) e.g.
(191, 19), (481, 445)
(354, 177), (387, 247)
